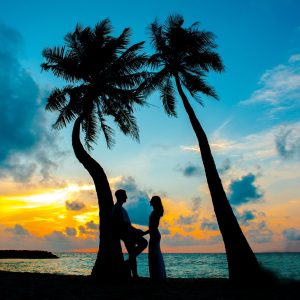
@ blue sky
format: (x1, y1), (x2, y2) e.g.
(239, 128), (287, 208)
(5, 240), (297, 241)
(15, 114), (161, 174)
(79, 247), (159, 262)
(0, 0), (300, 253)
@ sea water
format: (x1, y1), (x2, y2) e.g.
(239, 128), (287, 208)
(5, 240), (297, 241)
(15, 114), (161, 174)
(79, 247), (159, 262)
(0, 252), (299, 280)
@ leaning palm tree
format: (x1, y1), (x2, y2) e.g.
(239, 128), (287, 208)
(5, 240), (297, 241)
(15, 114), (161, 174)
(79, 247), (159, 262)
(145, 15), (265, 282)
(41, 20), (147, 279)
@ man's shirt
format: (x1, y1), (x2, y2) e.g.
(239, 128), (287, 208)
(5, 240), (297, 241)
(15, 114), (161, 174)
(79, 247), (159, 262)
(112, 203), (131, 236)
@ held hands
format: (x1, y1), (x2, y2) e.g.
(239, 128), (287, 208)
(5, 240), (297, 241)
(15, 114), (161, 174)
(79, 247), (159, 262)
(132, 226), (149, 236)
(142, 229), (149, 236)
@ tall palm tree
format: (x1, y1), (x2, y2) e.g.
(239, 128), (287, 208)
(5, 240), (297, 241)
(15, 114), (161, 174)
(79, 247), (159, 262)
(145, 15), (265, 282)
(41, 20), (147, 279)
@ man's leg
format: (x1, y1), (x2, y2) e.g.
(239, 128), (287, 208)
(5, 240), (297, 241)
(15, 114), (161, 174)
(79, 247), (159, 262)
(130, 236), (148, 278)
(134, 235), (148, 257)
(123, 239), (139, 278)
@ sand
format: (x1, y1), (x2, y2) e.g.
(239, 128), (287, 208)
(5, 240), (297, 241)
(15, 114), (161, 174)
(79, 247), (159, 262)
(0, 271), (299, 300)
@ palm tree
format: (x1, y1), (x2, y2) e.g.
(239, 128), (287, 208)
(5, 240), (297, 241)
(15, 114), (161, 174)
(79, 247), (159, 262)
(41, 20), (147, 279)
(145, 15), (265, 282)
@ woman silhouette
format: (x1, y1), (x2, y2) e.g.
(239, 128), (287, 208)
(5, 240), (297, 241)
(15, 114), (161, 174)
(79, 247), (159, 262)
(145, 196), (166, 281)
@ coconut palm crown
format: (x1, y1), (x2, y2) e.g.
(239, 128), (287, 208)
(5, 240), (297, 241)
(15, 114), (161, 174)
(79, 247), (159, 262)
(143, 14), (224, 115)
(42, 19), (147, 149)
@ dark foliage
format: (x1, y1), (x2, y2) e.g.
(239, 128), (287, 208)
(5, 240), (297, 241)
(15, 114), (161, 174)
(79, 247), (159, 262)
(42, 20), (147, 149)
(143, 14), (224, 115)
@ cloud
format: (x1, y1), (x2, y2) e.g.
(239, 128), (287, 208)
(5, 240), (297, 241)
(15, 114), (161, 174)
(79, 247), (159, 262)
(45, 231), (68, 242)
(248, 221), (273, 243)
(228, 173), (263, 206)
(44, 230), (98, 251)
(237, 210), (256, 226)
(78, 225), (87, 234)
(115, 176), (151, 226)
(175, 198), (201, 228)
(160, 228), (171, 235)
(282, 228), (300, 241)
(275, 126), (300, 160)
(164, 233), (221, 247)
(44, 231), (73, 251)
(177, 215), (198, 225)
(201, 219), (219, 231)
(191, 197), (201, 211)
(6, 224), (30, 236)
(218, 158), (231, 175)
(0, 23), (40, 164)
(0, 156), (36, 182)
(240, 54), (300, 115)
(0, 224), (98, 252)
(181, 129), (277, 162)
(164, 233), (202, 246)
(65, 200), (86, 211)
(77, 221), (98, 236)
(197, 122), (300, 163)
(289, 54), (300, 63)
(178, 162), (203, 177)
(65, 227), (77, 236)
(0, 23), (64, 183)
(86, 220), (98, 230)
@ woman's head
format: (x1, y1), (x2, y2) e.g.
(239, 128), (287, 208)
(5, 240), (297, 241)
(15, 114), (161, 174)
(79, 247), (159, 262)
(150, 196), (164, 216)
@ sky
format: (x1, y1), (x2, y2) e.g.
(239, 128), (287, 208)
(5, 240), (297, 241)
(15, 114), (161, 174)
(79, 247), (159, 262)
(0, 0), (300, 253)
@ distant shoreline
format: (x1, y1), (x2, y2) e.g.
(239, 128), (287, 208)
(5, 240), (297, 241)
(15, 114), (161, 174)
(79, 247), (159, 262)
(0, 250), (59, 259)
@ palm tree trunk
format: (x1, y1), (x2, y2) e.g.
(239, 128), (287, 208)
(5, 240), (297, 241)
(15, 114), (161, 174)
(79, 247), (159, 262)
(174, 75), (263, 282)
(72, 116), (124, 280)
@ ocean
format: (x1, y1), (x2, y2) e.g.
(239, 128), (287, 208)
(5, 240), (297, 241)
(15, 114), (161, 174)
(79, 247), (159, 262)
(0, 252), (299, 280)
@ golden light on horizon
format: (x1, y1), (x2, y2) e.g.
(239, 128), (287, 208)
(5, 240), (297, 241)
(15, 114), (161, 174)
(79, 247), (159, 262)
(1, 178), (299, 253)
(0, 182), (99, 237)
(0, 183), (96, 207)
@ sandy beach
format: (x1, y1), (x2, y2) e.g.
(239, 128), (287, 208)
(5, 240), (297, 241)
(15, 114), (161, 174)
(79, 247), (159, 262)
(0, 271), (299, 300)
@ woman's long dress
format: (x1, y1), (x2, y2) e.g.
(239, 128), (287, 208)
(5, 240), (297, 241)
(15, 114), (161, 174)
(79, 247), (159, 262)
(148, 211), (166, 280)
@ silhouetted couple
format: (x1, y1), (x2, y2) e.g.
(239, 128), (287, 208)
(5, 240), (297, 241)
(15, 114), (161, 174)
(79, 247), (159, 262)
(112, 189), (166, 281)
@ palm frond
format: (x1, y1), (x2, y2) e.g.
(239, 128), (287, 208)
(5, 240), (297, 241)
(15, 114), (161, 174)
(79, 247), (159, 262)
(110, 27), (131, 52)
(198, 51), (224, 72)
(81, 110), (98, 150)
(119, 112), (140, 141)
(137, 68), (169, 97)
(51, 87), (83, 129)
(107, 42), (147, 79)
(180, 70), (218, 100)
(45, 87), (70, 111)
(167, 14), (184, 29)
(147, 53), (163, 70)
(41, 46), (80, 82)
(64, 24), (82, 48)
(97, 105), (115, 149)
(160, 77), (177, 116)
(94, 19), (112, 39)
(149, 20), (167, 55)
(52, 102), (77, 130)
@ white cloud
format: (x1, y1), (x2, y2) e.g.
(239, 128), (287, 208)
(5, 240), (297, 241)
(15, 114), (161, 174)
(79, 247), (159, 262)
(240, 54), (300, 115)
(181, 122), (300, 162)
(289, 54), (300, 63)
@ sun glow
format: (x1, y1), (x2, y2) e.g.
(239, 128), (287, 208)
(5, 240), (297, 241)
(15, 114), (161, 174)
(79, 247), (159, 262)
(0, 182), (99, 235)
(0, 183), (95, 207)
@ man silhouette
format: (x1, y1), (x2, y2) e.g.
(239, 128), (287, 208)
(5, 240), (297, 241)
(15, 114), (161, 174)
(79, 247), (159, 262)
(112, 189), (148, 279)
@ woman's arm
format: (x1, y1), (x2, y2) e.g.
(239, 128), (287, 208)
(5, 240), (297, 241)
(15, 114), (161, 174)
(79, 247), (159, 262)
(142, 229), (150, 236)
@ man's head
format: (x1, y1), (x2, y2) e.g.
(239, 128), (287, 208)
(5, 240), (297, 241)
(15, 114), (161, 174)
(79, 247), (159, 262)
(115, 189), (127, 204)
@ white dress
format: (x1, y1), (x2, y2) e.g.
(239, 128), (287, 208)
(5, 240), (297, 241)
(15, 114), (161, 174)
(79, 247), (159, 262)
(148, 211), (166, 280)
